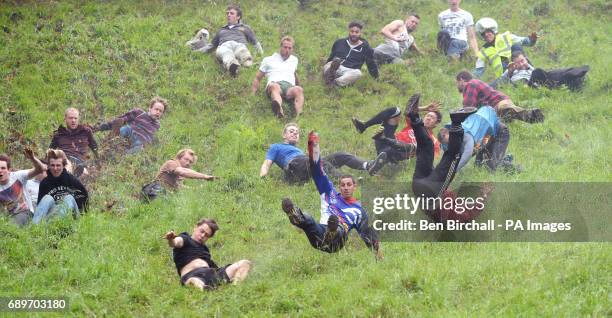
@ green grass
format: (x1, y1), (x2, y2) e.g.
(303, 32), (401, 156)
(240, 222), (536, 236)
(0, 0), (610, 316)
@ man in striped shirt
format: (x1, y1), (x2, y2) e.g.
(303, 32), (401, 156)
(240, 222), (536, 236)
(96, 96), (167, 154)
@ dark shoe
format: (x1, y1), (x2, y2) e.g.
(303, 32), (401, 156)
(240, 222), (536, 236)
(371, 126), (385, 140)
(405, 93), (421, 116)
(324, 214), (340, 241)
(529, 109), (544, 123)
(352, 117), (366, 133)
(367, 152), (388, 175)
(450, 107), (477, 124)
(281, 198), (304, 225)
(229, 63), (239, 77)
(271, 100), (283, 118)
(324, 57), (341, 86)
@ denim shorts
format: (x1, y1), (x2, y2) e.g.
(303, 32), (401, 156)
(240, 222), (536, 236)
(447, 39), (468, 57)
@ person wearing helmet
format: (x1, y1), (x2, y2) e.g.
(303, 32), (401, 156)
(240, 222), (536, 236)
(437, 0), (479, 61)
(473, 17), (538, 79)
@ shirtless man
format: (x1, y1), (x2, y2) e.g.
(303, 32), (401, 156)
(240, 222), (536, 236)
(373, 13), (422, 65)
(165, 218), (251, 290)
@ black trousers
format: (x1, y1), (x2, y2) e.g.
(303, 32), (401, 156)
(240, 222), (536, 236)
(284, 153), (366, 183)
(412, 120), (463, 199)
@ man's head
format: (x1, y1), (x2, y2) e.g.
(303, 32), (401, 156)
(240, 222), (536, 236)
(511, 51), (529, 70)
(448, 0), (461, 9)
(176, 148), (197, 168)
(482, 30), (496, 44)
(46, 149), (68, 177)
(64, 108), (80, 130)
(424, 111), (443, 129)
(192, 218), (219, 244)
(438, 127), (450, 146)
(282, 123), (300, 145)
(0, 154), (11, 185)
(226, 5), (242, 25)
(338, 175), (357, 199)
(148, 96), (167, 120)
(405, 14), (420, 32)
(347, 21), (363, 44)
(279, 36), (294, 60)
(455, 70), (473, 93)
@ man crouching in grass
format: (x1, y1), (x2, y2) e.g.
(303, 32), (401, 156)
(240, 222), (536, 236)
(164, 218), (251, 290)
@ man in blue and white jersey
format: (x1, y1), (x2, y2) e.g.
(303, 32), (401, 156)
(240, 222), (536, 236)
(281, 131), (383, 260)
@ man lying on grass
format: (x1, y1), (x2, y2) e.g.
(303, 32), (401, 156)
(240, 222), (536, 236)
(165, 218), (251, 290)
(281, 131), (383, 260)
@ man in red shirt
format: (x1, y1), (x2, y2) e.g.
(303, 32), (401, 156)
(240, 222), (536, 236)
(456, 70), (544, 123)
(352, 97), (441, 164)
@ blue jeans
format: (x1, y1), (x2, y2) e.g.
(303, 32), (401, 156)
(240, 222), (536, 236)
(33, 194), (79, 224)
(447, 39), (468, 58)
(119, 125), (144, 154)
(296, 213), (347, 253)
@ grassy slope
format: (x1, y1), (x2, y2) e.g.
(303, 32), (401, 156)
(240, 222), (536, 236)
(0, 0), (610, 316)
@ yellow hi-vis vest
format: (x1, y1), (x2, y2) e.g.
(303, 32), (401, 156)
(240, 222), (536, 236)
(477, 31), (513, 78)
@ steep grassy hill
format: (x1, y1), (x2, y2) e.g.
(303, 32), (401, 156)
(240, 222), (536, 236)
(1, 0), (610, 316)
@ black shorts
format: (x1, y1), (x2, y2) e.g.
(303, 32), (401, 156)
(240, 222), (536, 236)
(180, 265), (231, 288)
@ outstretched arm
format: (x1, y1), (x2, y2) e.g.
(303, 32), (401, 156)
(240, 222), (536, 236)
(24, 147), (45, 180)
(175, 167), (218, 181)
(164, 231), (184, 248)
(357, 217), (383, 260)
(307, 131), (333, 195)
(259, 159), (273, 177)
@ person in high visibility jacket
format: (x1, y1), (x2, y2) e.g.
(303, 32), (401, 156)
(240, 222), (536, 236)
(473, 17), (537, 79)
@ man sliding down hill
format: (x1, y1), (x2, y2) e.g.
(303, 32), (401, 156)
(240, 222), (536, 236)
(165, 218), (251, 290)
(281, 131), (383, 260)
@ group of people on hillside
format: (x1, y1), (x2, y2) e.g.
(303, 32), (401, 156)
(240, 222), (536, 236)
(2, 1), (591, 291)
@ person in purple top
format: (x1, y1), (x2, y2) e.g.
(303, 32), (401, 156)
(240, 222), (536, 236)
(95, 97), (168, 154)
(260, 123), (387, 183)
(280, 131), (383, 259)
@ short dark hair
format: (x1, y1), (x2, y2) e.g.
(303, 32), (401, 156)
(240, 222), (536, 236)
(0, 154), (11, 169)
(407, 13), (420, 20)
(432, 111), (443, 124)
(511, 50), (525, 61)
(348, 21), (363, 29)
(196, 218), (219, 237)
(456, 70), (473, 81)
(227, 5), (242, 22)
(339, 174), (356, 184)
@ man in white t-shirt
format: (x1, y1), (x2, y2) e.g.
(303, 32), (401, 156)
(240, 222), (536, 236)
(373, 13), (422, 66)
(251, 36), (303, 118)
(437, 0), (478, 61)
(0, 149), (46, 226)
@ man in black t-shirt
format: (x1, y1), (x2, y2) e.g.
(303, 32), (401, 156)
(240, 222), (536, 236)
(164, 218), (251, 290)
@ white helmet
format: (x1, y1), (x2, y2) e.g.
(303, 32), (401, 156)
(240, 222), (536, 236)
(475, 18), (498, 36)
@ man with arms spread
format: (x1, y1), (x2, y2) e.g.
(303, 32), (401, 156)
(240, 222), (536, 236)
(165, 218), (251, 290)
(323, 21), (379, 87)
(50, 107), (98, 176)
(203, 5), (264, 77)
(34, 149), (88, 224)
(437, 0), (478, 61)
(456, 70), (544, 123)
(260, 123), (387, 183)
(281, 131), (383, 259)
(157, 148), (218, 191)
(96, 96), (167, 154)
(373, 13), (422, 66)
(0, 149), (45, 226)
(252, 36), (304, 118)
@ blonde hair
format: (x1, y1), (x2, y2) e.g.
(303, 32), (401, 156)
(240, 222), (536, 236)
(149, 96), (169, 112)
(46, 149), (68, 166)
(283, 123), (299, 134)
(175, 148), (197, 163)
(64, 107), (79, 117)
(280, 36), (294, 46)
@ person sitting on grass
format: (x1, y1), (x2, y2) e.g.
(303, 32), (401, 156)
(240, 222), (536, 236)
(251, 36), (304, 118)
(157, 148), (218, 191)
(260, 123), (387, 183)
(95, 96), (167, 154)
(164, 218), (252, 290)
(352, 101), (442, 165)
(405, 94), (493, 223)
(0, 148), (46, 226)
(280, 131), (383, 260)
(33, 149), (88, 224)
(49, 107), (98, 177)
